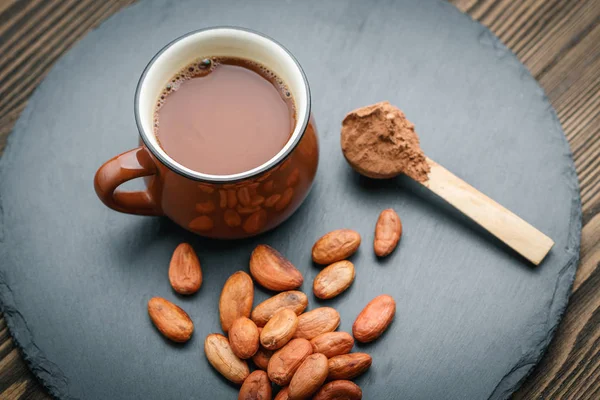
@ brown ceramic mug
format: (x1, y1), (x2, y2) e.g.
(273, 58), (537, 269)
(94, 27), (318, 239)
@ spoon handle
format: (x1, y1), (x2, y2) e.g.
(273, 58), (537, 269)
(420, 157), (554, 265)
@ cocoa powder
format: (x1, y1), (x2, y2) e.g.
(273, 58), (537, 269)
(341, 101), (430, 182)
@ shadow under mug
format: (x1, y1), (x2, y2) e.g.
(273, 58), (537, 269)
(94, 27), (319, 239)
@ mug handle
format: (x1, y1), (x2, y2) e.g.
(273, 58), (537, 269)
(94, 147), (164, 216)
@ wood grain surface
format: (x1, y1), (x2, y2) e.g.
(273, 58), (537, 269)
(0, 0), (598, 398)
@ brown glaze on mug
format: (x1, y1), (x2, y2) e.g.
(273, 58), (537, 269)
(94, 28), (318, 238)
(95, 117), (318, 239)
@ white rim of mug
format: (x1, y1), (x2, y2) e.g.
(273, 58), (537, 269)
(134, 26), (311, 183)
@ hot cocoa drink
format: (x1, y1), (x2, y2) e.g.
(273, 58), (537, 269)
(154, 57), (296, 175)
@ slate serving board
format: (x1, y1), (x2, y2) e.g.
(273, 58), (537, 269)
(0, 0), (581, 399)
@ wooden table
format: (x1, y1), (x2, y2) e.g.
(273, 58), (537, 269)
(0, 0), (598, 398)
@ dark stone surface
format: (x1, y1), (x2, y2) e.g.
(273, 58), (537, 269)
(0, 0), (581, 399)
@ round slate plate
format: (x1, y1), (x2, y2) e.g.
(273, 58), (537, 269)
(0, 0), (581, 399)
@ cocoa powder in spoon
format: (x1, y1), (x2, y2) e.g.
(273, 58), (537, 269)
(341, 101), (430, 182)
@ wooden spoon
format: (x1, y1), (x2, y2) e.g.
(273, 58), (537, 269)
(341, 102), (554, 265)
